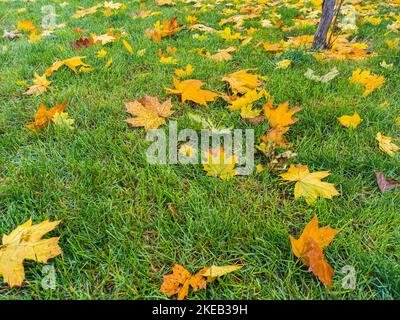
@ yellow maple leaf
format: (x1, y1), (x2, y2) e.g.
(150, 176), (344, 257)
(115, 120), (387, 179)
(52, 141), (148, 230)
(45, 60), (65, 76)
(93, 34), (116, 45)
(97, 49), (108, 58)
(45, 56), (91, 74)
(222, 69), (262, 94)
(26, 101), (68, 131)
(203, 147), (237, 180)
(28, 30), (43, 42)
(0, 219), (62, 287)
(174, 64), (193, 78)
(72, 4), (102, 19)
(263, 41), (283, 53)
(218, 27), (242, 41)
(63, 56), (90, 73)
(208, 47), (236, 62)
(240, 104), (261, 119)
(290, 216), (339, 287)
(166, 78), (218, 106)
(337, 111), (362, 129)
(280, 164), (339, 204)
(53, 112), (75, 130)
(125, 95), (174, 130)
(24, 73), (51, 96)
(349, 69), (384, 97)
(263, 99), (302, 128)
(376, 132), (399, 157)
(227, 89), (268, 111)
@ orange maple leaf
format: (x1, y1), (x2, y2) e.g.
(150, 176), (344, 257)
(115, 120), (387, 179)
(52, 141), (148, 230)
(260, 126), (290, 147)
(160, 264), (206, 300)
(145, 17), (184, 41)
(290, 216), (339, 287)
(166, 78), (218, 106)
(160, 264), (242, 300)
(26, 101), (68, 131)
(263, 99), (302, 128)
(125, 96), (174, 130)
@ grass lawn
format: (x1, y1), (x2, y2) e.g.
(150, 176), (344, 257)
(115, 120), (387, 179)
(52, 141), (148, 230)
(0, 0), (399, 300)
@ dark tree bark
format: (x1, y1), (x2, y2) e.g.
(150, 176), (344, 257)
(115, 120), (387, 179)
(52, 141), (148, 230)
(312, 0), (336, 50)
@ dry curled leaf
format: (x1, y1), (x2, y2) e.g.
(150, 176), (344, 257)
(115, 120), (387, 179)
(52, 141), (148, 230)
(375, 172), (400, 192)
(0, 219), (62, 287)
(376, 132), (399, 157)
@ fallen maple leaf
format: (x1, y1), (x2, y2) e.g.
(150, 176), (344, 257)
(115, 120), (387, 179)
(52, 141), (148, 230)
(160, 264), (241, 300)
(24, 73), (51, 96)
(203, 146), (237, 180)
(70, 36), (94, 50)
(260, 126), (290, 147)
(208, 47), (236, 62)
(218, 27), (242, 41)
(263, 99), (302, 128)
(125, 96), (174, 130)
(72, 4), (103, 19)
(222, 69), (262, 94)
(145, 17), (184, 41)
(63, 56), (91, 73)
(166, 78), (218, 106)
(159, 264), (206, 300)
(174, 64), (193, 78)
(240, 104), (261, 119)
(349, 69), (384, 97)
(17, 20), (36, 32)
(375, 172), (400, 192)
(290, 216), (339, 287)
(93, 33), (116, 45)
(26, 101), (68, 131)
(45, 57), (91, 75)
(0, 219), (62, 287)
(337, 111), (362, 129)
(376, 132), (399, 157)
(280, 164), (339, 204)
(227, 89), (267, 111)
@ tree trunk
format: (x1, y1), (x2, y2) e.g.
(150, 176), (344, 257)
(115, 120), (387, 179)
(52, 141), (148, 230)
(312, 0), (336, 50)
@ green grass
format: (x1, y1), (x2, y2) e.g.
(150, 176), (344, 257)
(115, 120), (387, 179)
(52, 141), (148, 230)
(0, 0), (399, 300)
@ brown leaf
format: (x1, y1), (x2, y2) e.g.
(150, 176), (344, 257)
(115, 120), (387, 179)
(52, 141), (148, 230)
(70, 36), (94, 50)
(375, 172), (400, 192)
